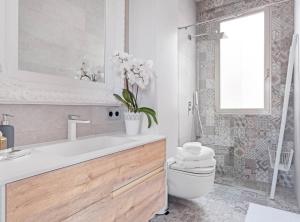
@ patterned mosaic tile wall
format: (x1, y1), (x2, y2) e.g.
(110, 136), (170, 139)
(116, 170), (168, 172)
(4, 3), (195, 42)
(195, 0), (295, 188)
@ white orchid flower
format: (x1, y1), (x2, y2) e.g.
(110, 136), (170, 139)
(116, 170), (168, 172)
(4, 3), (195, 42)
(112, 51), (155, 90)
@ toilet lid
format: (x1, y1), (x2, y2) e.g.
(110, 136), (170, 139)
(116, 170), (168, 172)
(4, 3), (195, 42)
(169, 163), (215, 175)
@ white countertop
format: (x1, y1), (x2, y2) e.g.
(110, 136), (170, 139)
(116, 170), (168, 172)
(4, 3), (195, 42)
(0, 133), (166, 186)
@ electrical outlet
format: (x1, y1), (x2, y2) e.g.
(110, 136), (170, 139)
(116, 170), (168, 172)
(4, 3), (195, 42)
(107, 108), (121, 120)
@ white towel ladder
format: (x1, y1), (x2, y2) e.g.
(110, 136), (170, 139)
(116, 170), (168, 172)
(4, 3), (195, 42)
(270, 34), (299, 199)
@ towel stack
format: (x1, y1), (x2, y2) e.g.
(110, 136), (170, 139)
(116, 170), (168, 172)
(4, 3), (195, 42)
(170, 142), (216, 173)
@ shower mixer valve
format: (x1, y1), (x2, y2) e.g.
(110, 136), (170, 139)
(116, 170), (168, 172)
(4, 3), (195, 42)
(188, 101), (192, 116)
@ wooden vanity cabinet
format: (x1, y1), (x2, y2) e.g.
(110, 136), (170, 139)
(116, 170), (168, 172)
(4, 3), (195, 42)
(5, 140), (166, 222)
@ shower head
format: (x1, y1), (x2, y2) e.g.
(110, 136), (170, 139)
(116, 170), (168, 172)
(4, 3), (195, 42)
(188, 32), (227, 41)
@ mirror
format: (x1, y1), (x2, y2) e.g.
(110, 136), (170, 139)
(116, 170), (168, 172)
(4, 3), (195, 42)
(1, 0), (125, 105)
(18, 0), (106, 83)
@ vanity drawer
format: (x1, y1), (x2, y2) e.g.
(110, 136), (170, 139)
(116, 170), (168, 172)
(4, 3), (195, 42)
(6, 154), (119, 222)
(62, 168), (165, 222)
(112, 169), (166, 222)
(113, 139), (166, 189)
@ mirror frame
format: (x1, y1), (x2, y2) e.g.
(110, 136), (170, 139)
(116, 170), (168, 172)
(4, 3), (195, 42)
(0, 0), (125, 105)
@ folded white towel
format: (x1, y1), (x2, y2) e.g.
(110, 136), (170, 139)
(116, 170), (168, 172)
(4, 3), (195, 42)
(176, 146), (215, 161)
(182, 142), (202, 154)
(174, 158), (216, 169)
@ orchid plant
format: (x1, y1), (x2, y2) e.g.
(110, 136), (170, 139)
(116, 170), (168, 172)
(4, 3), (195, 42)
(112, 52), (158, 128)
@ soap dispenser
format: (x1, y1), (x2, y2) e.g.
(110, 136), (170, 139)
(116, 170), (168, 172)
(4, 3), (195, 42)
(0, 114), (14, 148)
(0, 131), (7, 150)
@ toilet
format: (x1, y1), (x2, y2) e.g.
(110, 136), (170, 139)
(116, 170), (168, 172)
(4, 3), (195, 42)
(167, 147), (216, 199)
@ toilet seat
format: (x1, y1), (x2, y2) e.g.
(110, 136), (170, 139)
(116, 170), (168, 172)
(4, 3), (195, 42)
(169, 164), (215, 175)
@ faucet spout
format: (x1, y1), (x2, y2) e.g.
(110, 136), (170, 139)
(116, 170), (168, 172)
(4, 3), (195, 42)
(73, 120), (91, 124)
(68, 115), (91, 141)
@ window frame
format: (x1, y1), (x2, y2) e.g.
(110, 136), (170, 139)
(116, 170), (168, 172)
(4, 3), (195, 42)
(215, 8), (271, 115)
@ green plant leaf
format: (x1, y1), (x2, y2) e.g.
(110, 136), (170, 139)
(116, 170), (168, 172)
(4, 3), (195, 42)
(151, 113), (158, 124)
(123, 89), (138, 111)
(114, 94), (128, 105)
(113, 94), (132, 111)
(145, 113), (152, 128)
(122, 90), (132, 103)
(138, 107), (158, 124)
(139, 107), (156, 115)
(127, 89), (138, 109)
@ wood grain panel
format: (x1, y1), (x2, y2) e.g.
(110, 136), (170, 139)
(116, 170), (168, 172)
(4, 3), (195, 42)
(62, 195), (114, 222)
(114, 139), (166, 190)
(64, 170), (166, 222)
(6, 155), (118, 222)
(112, 167), (164, 197)
(6, 139), (166, 222)
(113, 171), (166, 222)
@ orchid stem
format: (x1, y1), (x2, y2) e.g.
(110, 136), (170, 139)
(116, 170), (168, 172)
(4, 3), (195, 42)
(136, 86), (139, 102)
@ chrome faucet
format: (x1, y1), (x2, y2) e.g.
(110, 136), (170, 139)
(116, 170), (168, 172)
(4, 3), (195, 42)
(68, 115), (91, 141)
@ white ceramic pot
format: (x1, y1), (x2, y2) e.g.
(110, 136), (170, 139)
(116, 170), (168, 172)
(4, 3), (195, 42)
(124, 112), (141, 136)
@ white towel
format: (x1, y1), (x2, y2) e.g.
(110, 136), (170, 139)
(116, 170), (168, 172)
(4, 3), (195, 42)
(176, 147), (215, 161)
(174, 158), (216, 169)
(182, 142), (202, 154)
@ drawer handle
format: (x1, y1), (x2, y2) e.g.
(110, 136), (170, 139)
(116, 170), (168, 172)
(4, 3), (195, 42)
(113, 167), (164, 197)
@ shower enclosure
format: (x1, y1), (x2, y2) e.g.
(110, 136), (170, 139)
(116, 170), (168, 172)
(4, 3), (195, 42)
(177, 0), (296, 194)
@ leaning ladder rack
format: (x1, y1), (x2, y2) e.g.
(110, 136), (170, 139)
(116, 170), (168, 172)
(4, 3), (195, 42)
(270, 34), (299, 199)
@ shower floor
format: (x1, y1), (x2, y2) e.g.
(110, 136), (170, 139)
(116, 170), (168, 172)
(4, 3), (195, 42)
(151, 183), (299, 222)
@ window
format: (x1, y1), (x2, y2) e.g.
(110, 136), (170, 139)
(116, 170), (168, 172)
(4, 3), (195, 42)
(216, 9), (271, 114)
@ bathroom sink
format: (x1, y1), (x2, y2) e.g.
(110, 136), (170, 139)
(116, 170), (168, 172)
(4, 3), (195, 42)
(35, 136), (135, 157)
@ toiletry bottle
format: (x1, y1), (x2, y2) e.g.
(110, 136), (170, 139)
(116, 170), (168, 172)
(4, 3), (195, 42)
(0, 131), (7, 150)
(0, 114), (14, 148)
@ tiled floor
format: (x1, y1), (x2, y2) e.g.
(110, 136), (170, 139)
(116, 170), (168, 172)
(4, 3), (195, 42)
(152, 183), (300, 222)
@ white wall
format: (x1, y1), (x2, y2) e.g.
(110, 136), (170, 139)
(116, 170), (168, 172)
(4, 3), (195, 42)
(178, 0), (197, 28)
(129, 0), (179, 157)
(129, 0), (197, 156)
(0, 0), (4, 73)
(294, 0), (300, 207)
(178, 0), (197, 145)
